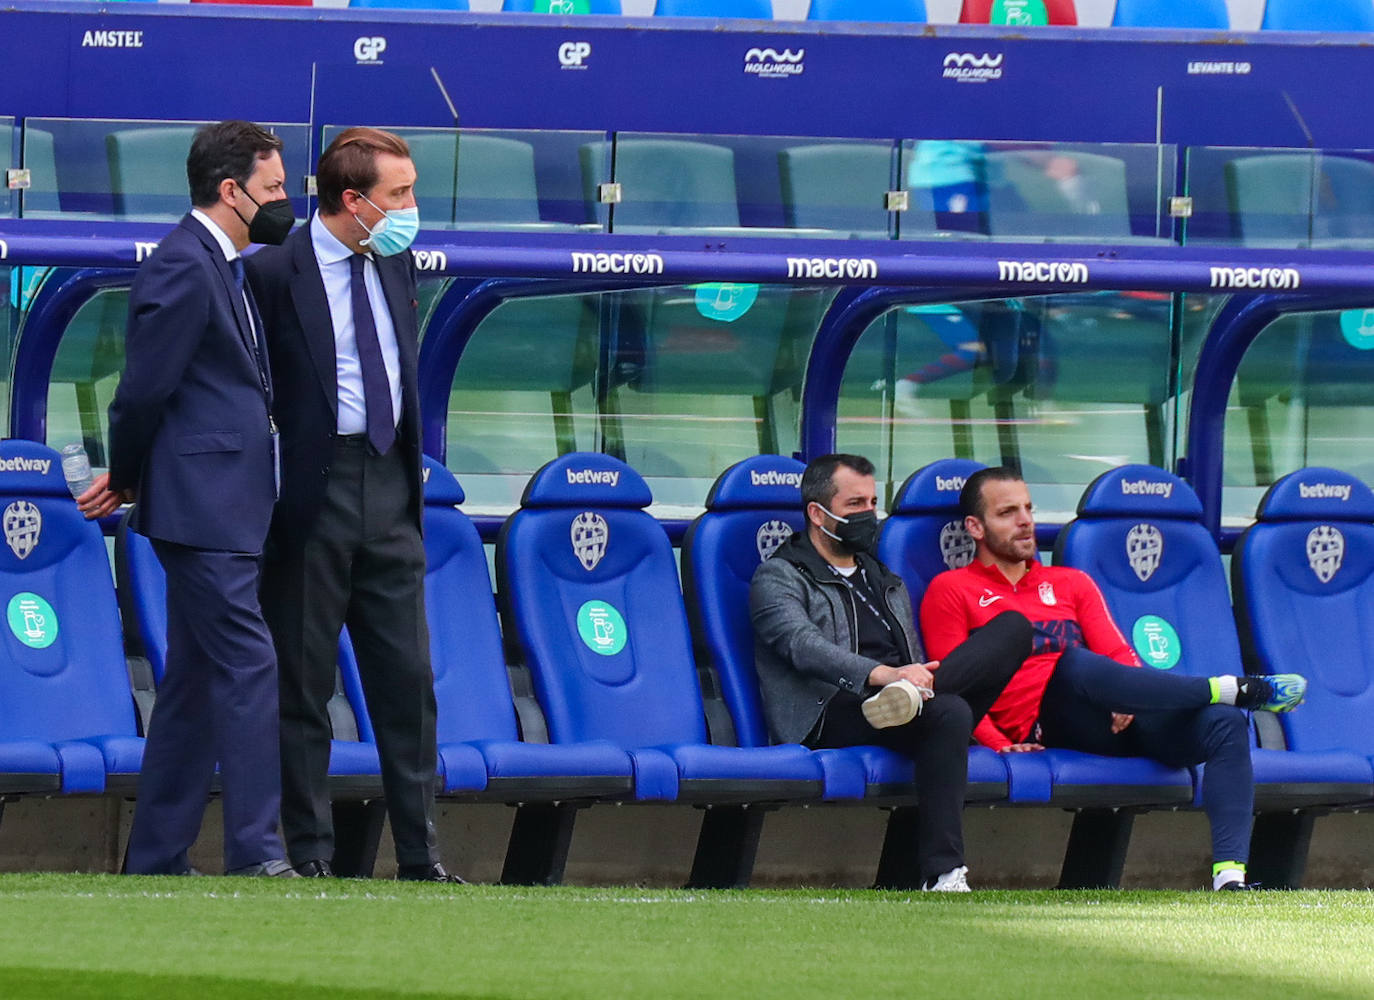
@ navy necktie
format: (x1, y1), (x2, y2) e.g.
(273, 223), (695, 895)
(349, 253), (396, 455)
(230, 255), (246, 291)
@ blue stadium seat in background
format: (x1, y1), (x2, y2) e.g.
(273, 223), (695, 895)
(654, 0), (772, 16)
(777, 142), (900, 238)
(1261, 0), (1374, 31)
(502, 0), (623, 11)
(583, 137), (739, 231)
(1111, 0), (1228, 28)
(1057, 464), (1374, 887)
(105, 126), (199, 221)
(807, 0), (926, 22)
(497, 452), (827, 887)
(1224, 153), (1374, 248)
(0, 440), (142, 797)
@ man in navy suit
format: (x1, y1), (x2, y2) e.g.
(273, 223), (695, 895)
(246, 128), (459, 882)
(81, 120), (298, 876)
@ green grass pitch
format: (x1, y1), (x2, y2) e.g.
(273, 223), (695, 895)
(1, 875), (1372, 999)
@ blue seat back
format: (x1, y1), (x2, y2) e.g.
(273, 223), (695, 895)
(655, 0), (772, 16)
(498, 454), (707, 747)
(1111, 0), (1228, 28)
(1233, 468), (1374, 754)
(681, 455), (806, 748)
(0, 440), (135, 741)
(1262, 0), (1374, 31)
(808, 0), (926, 21)
(421, 457), (520, 744)
(1055, 465), (1242, 678)
(877, 459), (986, 611)
(115, 516), (168, 681)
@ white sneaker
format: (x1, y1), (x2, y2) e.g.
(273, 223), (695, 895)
(861, 679), (928, 729)
(922, 865), (971, 892)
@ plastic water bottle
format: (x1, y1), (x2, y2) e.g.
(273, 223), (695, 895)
(60, 443), (94, 498)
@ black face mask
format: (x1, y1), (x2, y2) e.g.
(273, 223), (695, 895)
(814, 505), (879, 555)
(234, 186), (295, 246)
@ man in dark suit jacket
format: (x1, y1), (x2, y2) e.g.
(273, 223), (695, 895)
(245, 127), (459, 882)
(81, 120), (298, 876)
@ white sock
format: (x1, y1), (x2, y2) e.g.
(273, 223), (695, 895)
(1213, 868), (1246, 890)
(1212, 676), (1239, 706)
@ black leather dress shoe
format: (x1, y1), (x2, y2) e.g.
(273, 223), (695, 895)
(396, 861), (467, 884)
(227, 858), (302, 877)
(294, 859), (334, 878)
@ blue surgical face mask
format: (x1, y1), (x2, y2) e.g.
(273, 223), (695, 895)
(354, 193), (419, 257)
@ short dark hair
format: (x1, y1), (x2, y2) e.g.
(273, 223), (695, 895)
(801, 453), (875, 511)
(316, 127), (412, 215)
(959, 466), (1024, 520)
(186, 120), (283, 209)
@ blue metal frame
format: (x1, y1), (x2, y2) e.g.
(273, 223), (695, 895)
(1184, 290), (1374, 539)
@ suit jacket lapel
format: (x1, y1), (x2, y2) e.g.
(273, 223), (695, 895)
(288, 227), (341, 412)
(184, 214), (257, 361)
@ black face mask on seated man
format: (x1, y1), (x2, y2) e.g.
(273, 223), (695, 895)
(814, 505), (879, 556)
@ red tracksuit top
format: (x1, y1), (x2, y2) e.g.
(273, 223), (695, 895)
(919, 559), (1138, 751)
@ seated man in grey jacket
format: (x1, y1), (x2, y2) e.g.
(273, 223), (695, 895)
(750, 454), (1030, 891)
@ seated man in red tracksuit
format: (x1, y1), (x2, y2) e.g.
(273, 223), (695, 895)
(919, 466), (1307, 891)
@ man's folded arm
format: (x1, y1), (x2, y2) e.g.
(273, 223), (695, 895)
(749, 558), (878, 695)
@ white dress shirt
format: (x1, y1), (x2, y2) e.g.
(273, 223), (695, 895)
(310, 212), (403, 436)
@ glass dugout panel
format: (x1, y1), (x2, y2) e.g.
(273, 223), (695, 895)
(1220, 305), (1374, 525)
(445, 284), (838, 512)
(837, 291), (1180, 517)
(897, 139), (1177, 243)
(1183, 145), (1374, 248)
(603, 132), (898, 238)
(41, 286), (128, 467)
(320, 126), (609, 232)
(21, 118), (312, 221)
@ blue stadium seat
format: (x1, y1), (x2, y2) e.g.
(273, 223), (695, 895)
(1261, 0), (1374, 31)
(807, 0), (926, 21)
(1058, 464), (1374, 886)
(106, 127), (199, 221)
(497, 452), (826, 887)
(503, 0), (622, 11)
(339, 458), (634, 883)
(1111, 0), (1228, 28)
(0, 440), (142, 795)
(1232, 468), (1374, 881)
(777, 143), (902, 238)
(654, 0), (772, 16)
(112, 514), (384, 803)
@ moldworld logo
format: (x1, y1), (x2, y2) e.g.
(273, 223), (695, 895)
(744, 48), (804, 79)
(943, 52), (1003, 83)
